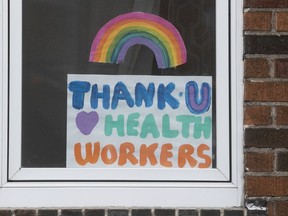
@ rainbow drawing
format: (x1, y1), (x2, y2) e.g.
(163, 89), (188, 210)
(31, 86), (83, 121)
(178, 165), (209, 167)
(89, 12), (187, 69)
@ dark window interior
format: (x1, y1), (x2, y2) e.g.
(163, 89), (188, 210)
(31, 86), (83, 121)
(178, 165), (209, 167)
(21, 0), (215, 167)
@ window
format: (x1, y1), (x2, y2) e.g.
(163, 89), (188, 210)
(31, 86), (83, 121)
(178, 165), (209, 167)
(0, 0), (243, 207)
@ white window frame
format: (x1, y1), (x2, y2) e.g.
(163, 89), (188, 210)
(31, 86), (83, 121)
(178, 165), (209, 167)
(0, 0), (244, 207)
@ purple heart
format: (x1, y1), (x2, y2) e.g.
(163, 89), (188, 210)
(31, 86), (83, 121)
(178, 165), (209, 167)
(76, 111), (99, 135)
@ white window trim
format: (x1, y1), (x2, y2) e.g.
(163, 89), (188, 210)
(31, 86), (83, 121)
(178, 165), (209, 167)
(0, 0), (244, 208)
(8, 0), (230, 182)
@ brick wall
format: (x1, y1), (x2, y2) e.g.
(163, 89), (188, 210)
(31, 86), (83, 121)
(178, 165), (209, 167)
(244, 0), (288, 216)
(0, 209), (248, 216)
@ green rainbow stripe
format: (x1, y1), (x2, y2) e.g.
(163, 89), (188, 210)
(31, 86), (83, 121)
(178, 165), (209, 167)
(89, 12), (187, 69)
(109, 30), (170, 66)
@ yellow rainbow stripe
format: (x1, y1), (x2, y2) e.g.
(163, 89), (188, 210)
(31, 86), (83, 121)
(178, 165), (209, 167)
(89, 12), (187, 69)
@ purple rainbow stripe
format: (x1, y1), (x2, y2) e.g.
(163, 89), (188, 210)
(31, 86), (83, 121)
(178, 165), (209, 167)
(89, 12), (187, 69)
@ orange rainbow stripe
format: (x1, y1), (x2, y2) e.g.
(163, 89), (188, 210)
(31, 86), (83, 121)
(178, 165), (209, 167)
(89, 12), (187, 69)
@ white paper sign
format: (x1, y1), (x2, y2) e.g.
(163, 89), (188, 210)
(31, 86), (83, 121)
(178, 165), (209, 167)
(67, 75), (212, 168)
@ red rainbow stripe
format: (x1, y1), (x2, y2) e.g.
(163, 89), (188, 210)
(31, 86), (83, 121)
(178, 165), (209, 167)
(89, 12), (187, 69)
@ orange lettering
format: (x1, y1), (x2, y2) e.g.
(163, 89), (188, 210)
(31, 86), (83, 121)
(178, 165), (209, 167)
(178, 144), (197, 168)
(197, 144), (212, 168)
(160, 143), (173, 167)
(101, 144), (117, 164)
(74, 142), (100, 166)
(139, 143), (158, 166)
(118, 142), (138, 166)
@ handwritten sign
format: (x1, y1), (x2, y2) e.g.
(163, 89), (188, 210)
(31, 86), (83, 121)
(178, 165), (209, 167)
(67, 75), (212, 169)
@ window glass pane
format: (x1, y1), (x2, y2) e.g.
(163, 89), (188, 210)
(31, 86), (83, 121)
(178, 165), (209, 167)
(22, 0), (215, 168)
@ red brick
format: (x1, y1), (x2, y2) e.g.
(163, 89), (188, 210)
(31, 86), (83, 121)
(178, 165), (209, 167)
(245, 152), (274, 172)
(275, 59), (288, 78)
(154, 209), (175, 216)
(244, 106), (272, 125)
(277, 152), (288, 171)
(14, 210), (36, 216)
(85, 209), (105, 216)
(62, 210), (83, 216)
(246, 176), (288, 197)
(38, 210), (58, 216)
(276, 12), (288, 32)
(244, 12), (272, 31)
(245, 58), (270, 78)
(0, 210), (12, 216)
(267, 201), (275, 216)
(108, 210), (129, 216)
(244, 0), (288, 8)
(245, 82), (288, 102)
(131, 209), (152, 216)
(245, 128), (288, 148)
(245, 35), (288, 54)
(276, 106), (288, 125)
(275, 201), (288, 216)
(201, 210), (220, 216)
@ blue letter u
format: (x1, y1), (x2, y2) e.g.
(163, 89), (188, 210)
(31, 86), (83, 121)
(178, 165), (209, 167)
(185, 81), (211, 114)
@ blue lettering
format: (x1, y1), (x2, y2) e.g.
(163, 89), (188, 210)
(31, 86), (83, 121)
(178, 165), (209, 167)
(90, 84), (110, 109)
(185, 81), (211, 114)
(111, 82), (134, 109)
(157, 83), (179, 110)
(135, 82), (155, 107)
(68, 81), (91, 110)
